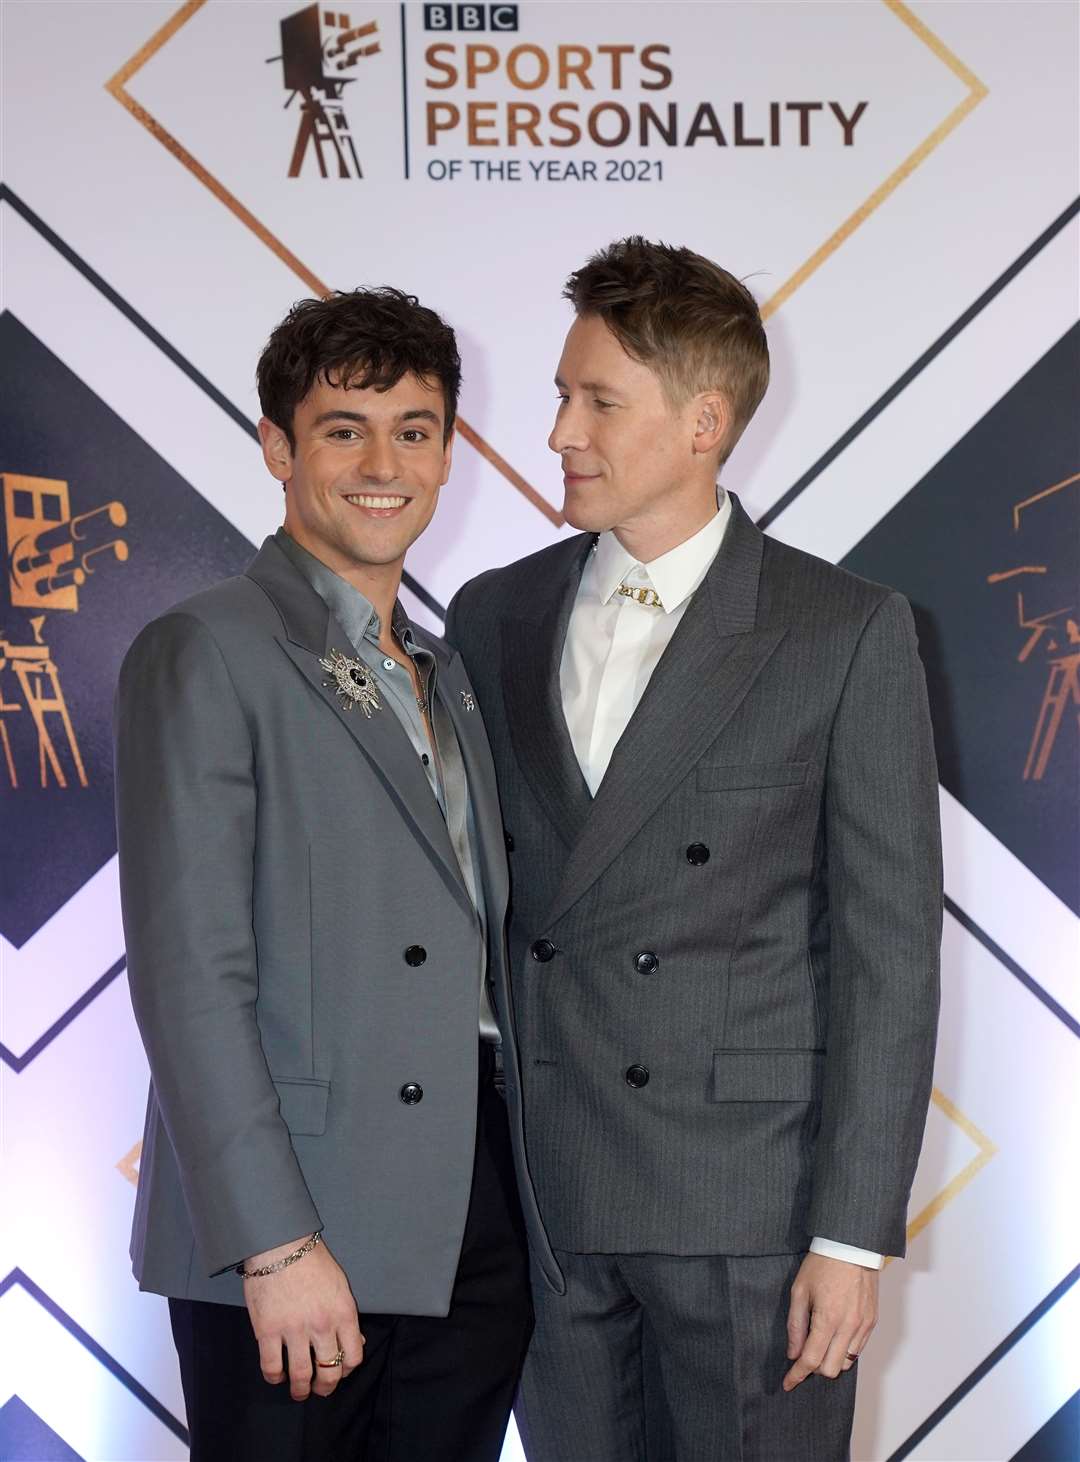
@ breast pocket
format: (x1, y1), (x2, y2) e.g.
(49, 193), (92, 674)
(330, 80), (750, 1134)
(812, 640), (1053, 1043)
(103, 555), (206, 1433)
(697, 761), (809, 792)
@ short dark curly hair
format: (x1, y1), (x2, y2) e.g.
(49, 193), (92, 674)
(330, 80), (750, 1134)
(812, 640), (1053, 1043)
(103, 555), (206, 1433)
(564, 238), (769, 463)
(256, 287), (461, 448)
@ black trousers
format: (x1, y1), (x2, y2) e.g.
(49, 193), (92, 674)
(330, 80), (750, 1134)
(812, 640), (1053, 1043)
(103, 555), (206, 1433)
(170, 1046), (532, 1462)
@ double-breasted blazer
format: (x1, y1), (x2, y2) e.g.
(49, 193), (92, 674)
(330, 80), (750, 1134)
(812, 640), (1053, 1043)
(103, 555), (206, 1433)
(115, 535), (559, 1315)
(446, 494), (943, 1264)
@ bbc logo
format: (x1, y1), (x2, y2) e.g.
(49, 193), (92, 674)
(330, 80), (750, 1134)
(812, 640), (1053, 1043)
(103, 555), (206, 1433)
(423, 4), (519, 30)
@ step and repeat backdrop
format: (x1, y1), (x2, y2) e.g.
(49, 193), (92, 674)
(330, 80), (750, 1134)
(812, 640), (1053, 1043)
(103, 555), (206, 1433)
(1, 2), (1077, 1458)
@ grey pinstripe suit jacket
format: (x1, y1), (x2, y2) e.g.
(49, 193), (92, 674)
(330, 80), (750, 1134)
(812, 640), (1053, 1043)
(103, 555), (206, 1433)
(446, 495), (942, 1265)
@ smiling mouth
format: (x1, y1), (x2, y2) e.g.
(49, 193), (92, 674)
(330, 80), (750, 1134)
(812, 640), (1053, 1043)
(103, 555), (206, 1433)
(343, 493), (410, 509)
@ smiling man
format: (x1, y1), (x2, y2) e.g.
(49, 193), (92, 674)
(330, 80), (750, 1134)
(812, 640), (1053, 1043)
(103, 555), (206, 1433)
(446, 240), (943, 1460)
(115, 288), (541, 1461)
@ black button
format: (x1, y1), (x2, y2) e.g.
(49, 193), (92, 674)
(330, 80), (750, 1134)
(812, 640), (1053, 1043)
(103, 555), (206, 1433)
(686, 843), (710, 866)
(625, 1065), (650, 1089)
(421, 754), (430, 766)
(404, 945), (427, 967)
(531, 938), (556, 963)
(504, 830), (515, 852)
(400, 1083), (424, 1104)
(634, 951), (659, 975)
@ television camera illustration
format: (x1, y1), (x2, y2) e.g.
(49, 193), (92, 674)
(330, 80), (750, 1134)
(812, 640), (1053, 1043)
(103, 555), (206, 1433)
(1, 474), (128, 789)
(987, 471), (1080, 781)
(272, 5), (381, 178)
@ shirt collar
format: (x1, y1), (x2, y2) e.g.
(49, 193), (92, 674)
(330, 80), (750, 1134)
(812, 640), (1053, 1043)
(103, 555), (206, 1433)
(392, 602), (421, 656)
(275, 527), (397, 651)
(589, 488), (732, 616)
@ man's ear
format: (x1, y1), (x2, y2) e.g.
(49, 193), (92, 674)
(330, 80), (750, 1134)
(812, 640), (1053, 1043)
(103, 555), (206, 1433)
(691, 393), (731, 459)
(440, 426), (455, 486)
(258, 416), (293, 484)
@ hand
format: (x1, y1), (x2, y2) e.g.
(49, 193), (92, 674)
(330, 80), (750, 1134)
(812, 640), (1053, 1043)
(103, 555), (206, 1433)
(783, 1252), (878, 1392)
(243, 1235), (366, 1400)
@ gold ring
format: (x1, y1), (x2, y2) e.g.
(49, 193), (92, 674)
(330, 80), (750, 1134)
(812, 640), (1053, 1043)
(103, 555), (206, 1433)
(316, 1349), (346, 1368)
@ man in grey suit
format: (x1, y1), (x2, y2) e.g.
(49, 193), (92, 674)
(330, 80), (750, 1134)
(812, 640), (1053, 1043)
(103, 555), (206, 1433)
(446, 239), (943, 1460)
(115, 288), (550, 1460)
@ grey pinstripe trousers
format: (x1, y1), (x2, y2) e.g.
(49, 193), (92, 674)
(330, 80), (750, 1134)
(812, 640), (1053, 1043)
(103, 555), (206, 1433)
(515, 1250), (856, 1462)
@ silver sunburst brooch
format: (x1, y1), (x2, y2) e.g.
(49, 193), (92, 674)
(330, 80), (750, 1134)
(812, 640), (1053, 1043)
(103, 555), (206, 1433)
(319, 648), (382, 718)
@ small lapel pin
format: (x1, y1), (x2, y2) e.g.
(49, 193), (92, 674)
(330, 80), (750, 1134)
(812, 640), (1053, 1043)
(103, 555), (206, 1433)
(460, 691), (476, 712)
(319, 648), (382, 718)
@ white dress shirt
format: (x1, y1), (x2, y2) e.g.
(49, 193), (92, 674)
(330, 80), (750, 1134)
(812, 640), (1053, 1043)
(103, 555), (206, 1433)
(558, 490), (884, 1271)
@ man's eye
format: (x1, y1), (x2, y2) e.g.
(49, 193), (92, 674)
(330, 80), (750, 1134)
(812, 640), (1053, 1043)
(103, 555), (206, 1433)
(555, 394), (569, 405)
(330, 428), (358, 440)
(399, 430), (428, 442)
(594, 399), (615, 410)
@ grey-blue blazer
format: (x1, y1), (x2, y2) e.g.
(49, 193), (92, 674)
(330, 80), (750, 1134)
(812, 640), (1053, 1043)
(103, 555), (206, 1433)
(446, 494), (942, 1263)
(115, 536), (560, 1315)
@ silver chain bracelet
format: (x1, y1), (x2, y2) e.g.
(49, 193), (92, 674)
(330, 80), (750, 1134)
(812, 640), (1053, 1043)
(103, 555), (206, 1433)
(236, 1230), (322, 1279)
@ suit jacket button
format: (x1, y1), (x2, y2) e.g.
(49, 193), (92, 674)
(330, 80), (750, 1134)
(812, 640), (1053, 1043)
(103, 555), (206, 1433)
(404, 945), (427, 967)
(634, 951), (659, 974)
(504, 830), (515, 852)
(531, 939), (556, 963)
(686, 843), (710, 866)
(400, 1083), (424, 1104)
(625, 1065), (650, 1089)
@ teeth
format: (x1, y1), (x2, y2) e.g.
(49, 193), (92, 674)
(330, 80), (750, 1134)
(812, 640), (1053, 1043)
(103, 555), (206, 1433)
(344, 494), (407, 508)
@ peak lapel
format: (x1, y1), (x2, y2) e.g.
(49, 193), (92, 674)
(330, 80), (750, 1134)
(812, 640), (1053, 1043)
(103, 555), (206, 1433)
(246, 539), (473, 917)
(545, 498), (786, 928)
(502, 536), (594, 848)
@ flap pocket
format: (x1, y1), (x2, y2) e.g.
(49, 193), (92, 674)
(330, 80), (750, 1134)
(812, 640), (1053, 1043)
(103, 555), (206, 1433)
(710, 1049), (823, 1103)
(698, 761), (808, 791)
(273, 1077), (330, 1135)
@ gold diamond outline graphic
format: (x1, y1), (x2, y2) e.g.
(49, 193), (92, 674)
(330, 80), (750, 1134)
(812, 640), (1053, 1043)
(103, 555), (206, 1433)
(116, 1139), (142, 1186)
(762, 0), (988, 320)
(105, 0), (987, 526)
(886, 1086), (997, 1265)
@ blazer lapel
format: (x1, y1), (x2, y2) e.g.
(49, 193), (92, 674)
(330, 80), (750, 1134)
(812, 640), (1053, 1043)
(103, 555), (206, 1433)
(502, 535), (594, 848)
(246, 539), (473, 916)
(545, 497), (786, 928)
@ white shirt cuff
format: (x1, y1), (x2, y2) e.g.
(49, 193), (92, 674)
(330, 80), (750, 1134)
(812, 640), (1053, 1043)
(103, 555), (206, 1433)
(810, 1236), (885, 1269)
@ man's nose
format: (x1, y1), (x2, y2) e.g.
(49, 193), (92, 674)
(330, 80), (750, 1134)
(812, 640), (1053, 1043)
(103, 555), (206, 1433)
(549, 400), (588, 455)
(358, 437), (398, 484)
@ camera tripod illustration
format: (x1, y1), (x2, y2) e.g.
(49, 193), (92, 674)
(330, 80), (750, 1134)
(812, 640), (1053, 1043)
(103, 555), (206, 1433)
(988, 471), (1079, 782)
(1016, 612), (1079, 783)
(273, 6), (381, 179)
(1, 474), (128, 790)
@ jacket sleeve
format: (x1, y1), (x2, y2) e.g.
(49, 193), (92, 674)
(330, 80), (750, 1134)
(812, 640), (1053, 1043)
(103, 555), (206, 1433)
(443, 583), (465, 654)
(806, 592), (943, 1257)
(115, 612), (321, 1275)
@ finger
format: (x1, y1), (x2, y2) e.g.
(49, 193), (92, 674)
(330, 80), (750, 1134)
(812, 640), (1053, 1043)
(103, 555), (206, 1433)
(310, 1333), (343, 1398)
(818, 1325), (857, 1380)
(285, 1333), (313, 1401)
(339, 1314), (366, 1378)
(785, 1286), (811, 1361)
(783, 1320), (832, 1392)
(257, 1333), (287, 1386)
(841, 1317), (876, 1371)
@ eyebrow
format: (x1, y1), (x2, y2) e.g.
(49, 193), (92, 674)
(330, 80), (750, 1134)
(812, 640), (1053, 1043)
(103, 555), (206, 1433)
(311, 408), (442, 427)
(554, 376), (621, 395)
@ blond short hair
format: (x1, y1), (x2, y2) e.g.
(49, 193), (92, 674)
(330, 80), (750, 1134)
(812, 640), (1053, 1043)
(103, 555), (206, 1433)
(564, 237), (770, 462)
